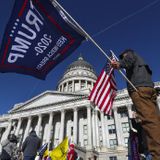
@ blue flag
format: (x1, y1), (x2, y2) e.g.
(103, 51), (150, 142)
(0, 0), (85, 79)
(37, 143), (48, 158)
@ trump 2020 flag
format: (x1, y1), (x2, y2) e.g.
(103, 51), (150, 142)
(88, 53), (117, 114)
(0, 0), (85, 79)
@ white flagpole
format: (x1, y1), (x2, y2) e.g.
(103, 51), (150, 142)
(52, 0), (138, 92)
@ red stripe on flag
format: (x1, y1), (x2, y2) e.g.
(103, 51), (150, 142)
(88, 54), (117, 115)
(95, 75), (111, 106)
(96, 71), (113, 107)
(88, 69), (105, 100)
(99, 86), (112, 111)
(94, 73), (109, 104)
(18, 0), (28, 17)
(103, 91), (116, 114)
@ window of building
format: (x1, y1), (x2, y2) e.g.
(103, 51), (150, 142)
(109, 156), (117, 160)
(124, 137), (129, 147)
(108, 124), (116, 134)
(68, 82), (72, 92)
(107, 115), (113, 120)
(87, 81), (91, 89)
(109, 139), (117, 149)
(83, 125), (87, 135)
(100, 140), (103, 147)
(81, 80), (85, 89)
(75, 80), (79, 91)
(122, 122), (129, 133)
(59, 85), (62, 92)
(118, 107), (128, 118)
(99, 126), (102, 135)
(71, 126), (73, 136)
(120, 112), (128, 118)
(84, 139), (88, 146)
(64, 83), (67, 92)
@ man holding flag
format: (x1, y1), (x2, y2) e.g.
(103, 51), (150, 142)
(111, 49), (160, 160)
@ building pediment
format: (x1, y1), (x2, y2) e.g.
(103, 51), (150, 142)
(10, 91), (86, 113)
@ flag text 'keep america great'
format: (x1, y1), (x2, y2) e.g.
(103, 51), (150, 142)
(0, 0), (84, 79)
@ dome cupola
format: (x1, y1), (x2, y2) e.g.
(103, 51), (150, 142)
(57, 56), (97, 93)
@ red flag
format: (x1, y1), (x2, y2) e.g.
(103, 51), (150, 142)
(88, 54), (117, 114)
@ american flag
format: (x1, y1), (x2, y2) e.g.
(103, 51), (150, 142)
(88, 54), (117, 114)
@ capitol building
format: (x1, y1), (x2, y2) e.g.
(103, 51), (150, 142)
(0, 56), (159, 160)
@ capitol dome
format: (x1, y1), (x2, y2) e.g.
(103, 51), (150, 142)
(57, 56), (97, 93)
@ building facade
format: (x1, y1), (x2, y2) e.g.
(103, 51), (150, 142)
(0, 56), (159, 160)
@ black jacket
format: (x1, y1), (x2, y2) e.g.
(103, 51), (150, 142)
(22, 131), (41, 157)
(119, 52), (154, 91)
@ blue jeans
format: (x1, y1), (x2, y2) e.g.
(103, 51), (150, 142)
(24, 156), (35, 160)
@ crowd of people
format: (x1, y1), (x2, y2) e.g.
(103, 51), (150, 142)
(0, 49), (160, 160)
(0, 134), (18, 160)
(0, 130), (41, 160)
(0, 130), (78, 160)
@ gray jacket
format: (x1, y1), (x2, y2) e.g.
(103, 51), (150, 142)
(22, 131), (41, 157)
(1, 139), (17, 158)
(119, 52), (154, 92)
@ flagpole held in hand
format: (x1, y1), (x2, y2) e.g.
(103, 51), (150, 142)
(110, 50), (138, 92)
(52, 0), (138, 92)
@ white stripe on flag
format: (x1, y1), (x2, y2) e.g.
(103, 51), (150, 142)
(90, 71), (106, 102)
(97, 82), (110, 107)
(104, 91), (116, 114)
(95, 74), (110, 104)
(101, 89), (113, 112)
(88, 54), (117, 115)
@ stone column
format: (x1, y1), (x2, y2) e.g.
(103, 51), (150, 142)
(23, 116), (32, 141)
(79, 80), (81, 90)
(36, 114), (42, 137)
(113, 108), (124, 146)
(66, 82), (69, 92)
(95, 110), (100, 147)
(100, 112), (107, 147)
(15, 118), (22, 136)
(72, 80), (74, 92)
(1, 120), (12, 142)
(91, 82), (94, 89)
(127, 104), (133, 118)
(104, 115), (110, 148)
(73, 108), (78, 144)
(85, 80), (87, 88)
(58, 86), (61, 92)
(92, 110), (96, 147)
(87, 106), (92, 149)
(46, 112), (54, 147)
(59, 110), (65, 142)
(62, 84), (64, 92)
